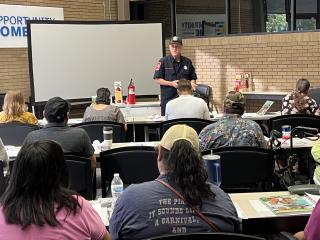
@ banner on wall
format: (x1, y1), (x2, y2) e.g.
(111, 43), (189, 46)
(177, 14), (225, 37)
(0, 4), (64, 48)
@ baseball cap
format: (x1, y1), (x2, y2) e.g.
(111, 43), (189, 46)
(169, 36), (182, 45)
(44, 97), (70, 122)
(224, 91), (245, 108)
(160, 125), (199, 151)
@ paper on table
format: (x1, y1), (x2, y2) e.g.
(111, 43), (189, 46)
(90, 201), (109, 226)
(249, 200), (275, 217)
(305, 193), (320, 205)
(233, 202), (247, 219)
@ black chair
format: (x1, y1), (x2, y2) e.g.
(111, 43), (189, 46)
(0, 93), (5, 111)
(269, 114), (320, 137)
(0, 161), (6, 197)
(309, 87), (320, 104)
(195, 84), (212, 108)
(159, 118), (214, 138)
(100, 146), (159, 197)
(9, 159), (15, 173)
(0, 122), (39, 145)
(144, 232), (265, 240)
(65, 154), (93, 200)
(202, 147), (275, 193)
(71, 121), (125, 143)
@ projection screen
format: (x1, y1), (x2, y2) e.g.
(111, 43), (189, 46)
(28, 21), (164, 103)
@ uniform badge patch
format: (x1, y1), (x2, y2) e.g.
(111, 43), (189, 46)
(184, 65), (188, 70)
(155, 62), (161, 71)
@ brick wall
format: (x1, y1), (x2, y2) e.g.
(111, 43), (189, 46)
(178, 32), (320, 112)
(0, 0), (118, 101)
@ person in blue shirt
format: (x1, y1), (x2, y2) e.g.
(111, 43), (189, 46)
(109, 125), (240, 240)
(154, 36), (197, 116)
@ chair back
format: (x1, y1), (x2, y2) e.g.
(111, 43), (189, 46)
(309, 87), (320, 104)
(64, 154), (93, 200)
(202, 147), (275, 192)
(0, 161), (6, 197)
(71, 121), (125, 143)
(100, 146), (159, 197)
(144, 232), (265, 240)
(195, 84), (211, 107)
(269, 114), (320, 136)
(0, 122), (39, 145)
(159, 118), (214, 138)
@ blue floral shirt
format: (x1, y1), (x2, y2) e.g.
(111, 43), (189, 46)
(199, 114), (268, 151)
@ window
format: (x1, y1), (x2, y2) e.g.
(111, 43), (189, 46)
(129, 0), (320, 37)
(130, 0), (172, 38)
(229, 0), (265, 34)
(175, 0), (226, 38)
(296, 0), (317, 31)
(266, 0), (289, 32)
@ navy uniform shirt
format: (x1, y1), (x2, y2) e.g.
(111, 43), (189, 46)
(154, 55), (197, 114)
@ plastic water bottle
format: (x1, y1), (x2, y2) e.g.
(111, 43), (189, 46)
(203, 154), (222, 186)
(111, 173), (124, 198)
(212, 161), (222, 187)
(125, 105), (131, 121)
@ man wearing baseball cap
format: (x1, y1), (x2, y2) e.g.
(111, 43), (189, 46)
(23, 97), (96, 168)
(154, 36), (197, 116)
(199, 91), (267, 151)
(109, 125), (240, 239)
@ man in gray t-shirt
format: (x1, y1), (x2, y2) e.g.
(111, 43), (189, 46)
(23, 97), (96, 168)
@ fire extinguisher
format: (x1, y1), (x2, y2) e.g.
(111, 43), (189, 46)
(127, 78), (136, 104)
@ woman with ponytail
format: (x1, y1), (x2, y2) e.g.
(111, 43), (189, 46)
(282, 79), (319, 115)
(109, 125), (240, 240)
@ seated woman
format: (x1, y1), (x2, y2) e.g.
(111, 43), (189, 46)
(109, 125), (240, 239)
(83, 88), (126, 129)
(0, 140), (111, 240)
(282, 78), (319, 115)
(0, 90), (37, 124)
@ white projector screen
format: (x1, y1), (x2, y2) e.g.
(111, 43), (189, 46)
(28, 21), (164, 103)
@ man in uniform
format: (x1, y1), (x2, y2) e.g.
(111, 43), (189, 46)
(154, 36), (197, 116)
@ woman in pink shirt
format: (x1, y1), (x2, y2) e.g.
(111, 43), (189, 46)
(0, 140), (111, 240)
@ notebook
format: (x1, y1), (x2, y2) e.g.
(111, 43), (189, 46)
(256, 100), (274, 115)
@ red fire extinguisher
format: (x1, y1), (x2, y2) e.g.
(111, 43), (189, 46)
(127, 78), (136, 104)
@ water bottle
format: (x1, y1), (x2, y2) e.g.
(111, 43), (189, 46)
(111, 173), (124, 198)
(125, 105), (131, 121)
(102, 126), (113, 149)
(203, 154), (222, 186)
(212, 160), (222, 186)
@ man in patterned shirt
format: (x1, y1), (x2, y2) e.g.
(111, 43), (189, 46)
(282, 78), (319, 115)
(199, 91), (267, 151)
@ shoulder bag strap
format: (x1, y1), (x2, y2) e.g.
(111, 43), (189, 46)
(155, 178), (220, 232)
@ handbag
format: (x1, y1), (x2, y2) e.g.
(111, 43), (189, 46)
(155, 178), (220, 232)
